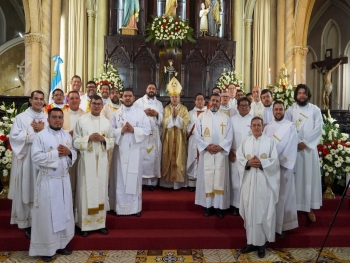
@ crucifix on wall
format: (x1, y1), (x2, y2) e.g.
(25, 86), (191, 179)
(312, 49), (348, 110)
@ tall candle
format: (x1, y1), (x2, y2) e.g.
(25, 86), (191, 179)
(293, 68), (296, 85)
(268, 68), (271, 85)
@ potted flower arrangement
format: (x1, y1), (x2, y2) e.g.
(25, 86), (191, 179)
(0, 102), (17, 198)
(146, 15), (195, 47)
(317, 110), (350, 198)
(93, 62), (124, 93)
(271, 83), (295, 109)
(215, 69), (244, 92)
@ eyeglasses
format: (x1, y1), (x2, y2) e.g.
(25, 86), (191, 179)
(91, 102), (102, 106)
(50, 115), (63, 119)
(196, 98), (204, 101)
(239, 104), (249, 108)
(53, 93), (64, 97)
(87, 86), (96, 89)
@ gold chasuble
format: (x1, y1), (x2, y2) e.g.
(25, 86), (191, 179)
(161, 103), (189, 183)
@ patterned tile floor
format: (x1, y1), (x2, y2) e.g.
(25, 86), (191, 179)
(1, 248), (350, 263)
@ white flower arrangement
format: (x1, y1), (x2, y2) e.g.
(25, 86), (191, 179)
(93, 62), (124, 93)
(215, 69), (244, 92)
(146, 15), (195, 47)
(317, 110), (350, 186)
(0, 102), (16, 177)
(271, 83), (295, 109)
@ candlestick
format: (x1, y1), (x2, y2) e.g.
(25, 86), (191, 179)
(268, 68), (271, 85)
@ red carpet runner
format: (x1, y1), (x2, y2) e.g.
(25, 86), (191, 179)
(0, 188), (349, 251)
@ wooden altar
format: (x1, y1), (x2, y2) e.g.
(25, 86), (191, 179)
(106, 0), (235, 110)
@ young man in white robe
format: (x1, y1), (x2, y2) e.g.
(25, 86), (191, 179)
(100, 84), (110, 105)
(195, 93), (233, 218)
(9, 90), (48, 239)
(186, 93), (206, 191)
(285, 84), (323, 222)
(73, 95), (115, 237)
(236, 116), (280, 258)
(62, 91), (85, 202)
(255, 89), (274, 127)
(135, 83), (164, 191)
(228, 83), (237, 108)
(101, 87), (122, 120)
(263, 101), (298, 237)
(249, 86), (263, 116)
(109, 88), (151, 216)
(79, 81), (98, 112)
(44, 88), (69, 114)
(30, 108), (77, 262)
(229, 97), (252, 216)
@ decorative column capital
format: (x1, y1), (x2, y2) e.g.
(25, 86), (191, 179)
(293, 46), (308, 56)
(87, 10), (97, 18)
(244, 19), (253, 27)
(24, 33), (42, 44)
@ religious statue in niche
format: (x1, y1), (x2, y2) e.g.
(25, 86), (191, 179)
(122, 0), (139, 29)
(206, 0), (221, 37)
(314, 60), (342, 110)
(164, 60), (178, 93)
(165, 0), (178, 16)
(199, 3), (210, 36)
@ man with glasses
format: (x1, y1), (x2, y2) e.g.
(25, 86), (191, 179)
(80, 81), (98, 113)
(161, 78), (189, 189)
(220, 89), (236, 117)
(73, 95), (115, 237)
(236, 117), (280, 258)
(44, 89), (69, 114)
(29, 108), (76, 262)
(229, 97), (252, 216)
(186, 93), (206, 192)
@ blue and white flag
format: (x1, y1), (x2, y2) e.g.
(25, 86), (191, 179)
(49, 55), (64, 104)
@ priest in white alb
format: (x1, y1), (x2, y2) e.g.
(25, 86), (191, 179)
(249, 86), (263, 116)
(73, 95), (115, 237)
(101, 87), (122, 120)
(236, 116), (280, 259)
(135, 83), (163, 190)
(263, 101), (298, 237)
(79, 81), (98, 113)
(195, 93), (233, 218)
(186, 93), (206, 191)
(109, 88), (151, 216)
(220, 89), (237, 117)
(285, 84), (323, 222)
(255, 89), (273, 126)
(30, 108), (76, 262)
(9, 90), (47, 239)
(229, 97), (252, 216)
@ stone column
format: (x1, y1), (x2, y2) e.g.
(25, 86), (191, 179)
(60, 0), (69, 91)
(51, 0), (61, 57)
(233, 0), (243, 74)
(294, 46), (308, 84)
(24, 33), (42, 96)
(244, 19), (253, 91)
(87, 10), (97, 81)
(96, 0), (109, 74)
(41, 0), (52, 99)
(269, 0), (277, 84)
(284, 0), (294, 79)
(276, 0), (285, 78)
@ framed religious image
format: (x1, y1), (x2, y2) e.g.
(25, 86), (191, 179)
(325, 49), (332, 58)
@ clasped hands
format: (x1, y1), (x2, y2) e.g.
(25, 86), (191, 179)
(31, 120), (44, 133)
(89, 132), (105, 142)
(172, 107), (178, 117)
(206, 144), (223, 155)
(298, 142), (307, 151)
(121, 122), (134, 134)
(57, 144), (71, 157)
(144, 108), (158, 117)
(247, 155), (261, 168)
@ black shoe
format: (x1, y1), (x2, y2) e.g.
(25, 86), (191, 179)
(188, 187), (196, 192)
(81, 231), (89, 237)
(240, 244), (257, 254)
(204, 207), (215, 217)
(98, 228), (109, 235)
(277, 231), (286, 238)
(41, 256), (55, 262)
(257, 248), (265, 258)
(135, 212), (141, 217)
(216, 208), (224, 218)
(232, 207), (239, 216)
(147, 185), (155, 191)
(56, 248), (72, 255)
(24, 227), (31, 239)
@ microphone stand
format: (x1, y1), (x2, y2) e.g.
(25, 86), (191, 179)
(1, 86), (21, 95)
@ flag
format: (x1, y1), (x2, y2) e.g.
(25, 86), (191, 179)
(49, 55), (63, 104)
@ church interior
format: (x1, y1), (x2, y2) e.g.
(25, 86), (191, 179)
(1, 0), (350, 262)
